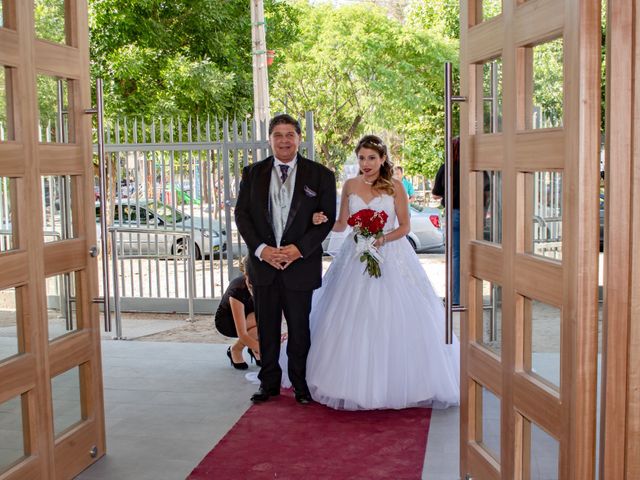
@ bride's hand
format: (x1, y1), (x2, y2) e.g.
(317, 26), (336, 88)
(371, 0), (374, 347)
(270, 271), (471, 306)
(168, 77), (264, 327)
(374, 235), (386, 248)
(312, 211), (328, 225)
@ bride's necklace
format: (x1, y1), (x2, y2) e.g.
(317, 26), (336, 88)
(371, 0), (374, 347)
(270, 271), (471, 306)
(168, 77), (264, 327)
(362, 177), (377, 185)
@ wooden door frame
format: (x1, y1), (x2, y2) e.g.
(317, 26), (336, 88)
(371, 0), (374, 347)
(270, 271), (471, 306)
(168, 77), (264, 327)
(459, 0), (601, 478)
(599, 1), (640, 478)
(0, 2), (105, 479)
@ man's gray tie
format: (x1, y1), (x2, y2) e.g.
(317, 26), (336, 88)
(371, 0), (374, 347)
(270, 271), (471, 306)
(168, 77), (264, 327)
(279, 164), (289, 183)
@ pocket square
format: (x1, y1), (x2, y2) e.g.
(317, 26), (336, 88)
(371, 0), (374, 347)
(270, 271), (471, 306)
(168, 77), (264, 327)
(304, 185), (317, 197)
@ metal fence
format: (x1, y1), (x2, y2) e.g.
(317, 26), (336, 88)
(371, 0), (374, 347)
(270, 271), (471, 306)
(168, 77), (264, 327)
(0, 112), (314, 316)
(96, 112), (315, 314)
(533, 171), (563, 260)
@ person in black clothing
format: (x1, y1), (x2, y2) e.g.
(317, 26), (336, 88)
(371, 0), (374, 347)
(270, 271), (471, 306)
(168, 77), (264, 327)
(235, 114), (336, 405)
(215, 257), (260, 370)
(433, 137), (491, 305)
(217, 198), (336, 371)
(432, 137), (461, 304)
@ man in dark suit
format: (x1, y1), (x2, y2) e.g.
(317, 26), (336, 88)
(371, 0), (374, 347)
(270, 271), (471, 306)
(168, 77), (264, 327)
(235, 114), (336, 404)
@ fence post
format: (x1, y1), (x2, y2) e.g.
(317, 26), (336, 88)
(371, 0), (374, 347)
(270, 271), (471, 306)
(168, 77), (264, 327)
(222, 119), (238, 283)
(305, 111), (314, 161)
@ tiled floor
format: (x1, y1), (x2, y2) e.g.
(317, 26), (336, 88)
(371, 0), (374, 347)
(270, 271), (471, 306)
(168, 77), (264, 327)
(75, 340), (461, 480)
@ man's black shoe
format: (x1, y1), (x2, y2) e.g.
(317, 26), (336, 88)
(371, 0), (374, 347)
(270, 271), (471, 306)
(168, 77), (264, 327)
(295, 391), (312, 405)
(250, 387), (280, 404)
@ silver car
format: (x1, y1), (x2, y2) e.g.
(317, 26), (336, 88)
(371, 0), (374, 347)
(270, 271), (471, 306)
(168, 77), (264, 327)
(96, 201), (226, 259)
(322, 203), (444, 254)
(406, 204), (445, 252)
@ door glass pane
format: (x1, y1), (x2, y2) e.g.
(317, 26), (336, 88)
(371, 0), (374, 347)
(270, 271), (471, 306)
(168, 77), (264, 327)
(475, 384), (501, 462)
(0, 395), (26, 472)
(0, 67), (15, 141)
(0, 177), (17, 252)
(46, 272), (77, 340)
(34, 0), (67, 44)
(530, 172), (563, 260)
(51, 366), (83, 437)
(0, 287), (20, 362)
(483, 58), (503, 133)
(521, 417), (560, 479)
(479, 281), (502, 355)
(532, 38), (564, 129)
(523, 298), (561, 390)
(480, 0), (501, 21)
(36, 75), (73, 143)
(479, 171), (502, 243)
(42, 175), (75, 242)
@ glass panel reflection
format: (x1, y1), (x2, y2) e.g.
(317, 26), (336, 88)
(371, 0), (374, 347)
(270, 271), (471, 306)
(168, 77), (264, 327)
(0, 395), (26, 472)
(37, 75), (72, 143)
(529, 421), (559, 479)
(532, 172), (562, 260)
(476, 384), (501, 462)
(0, 67), (15, 141)
(483, 58), (503, 133)
(480, 171), (502, 243)
(34, 0), (66, 44)
(481, 0), (501, 21)
(480, 281), (502, 355)
(46, 272), (77, 340)
(0, 287), (19, 362)
(525, 298), (561, 389)
(42, 175), (75, 242)
(532, 38), (564, 129)
(51, 366), (83, 437)
(0, 177), (16, 252)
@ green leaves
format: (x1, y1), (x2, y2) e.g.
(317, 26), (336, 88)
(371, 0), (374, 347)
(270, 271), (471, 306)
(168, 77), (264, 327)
(89, 0), (460, 178)
(89, 0), (295, 119)
(270, 2), (457, 176)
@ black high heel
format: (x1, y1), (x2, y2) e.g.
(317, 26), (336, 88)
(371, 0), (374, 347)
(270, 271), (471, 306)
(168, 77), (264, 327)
(227, 347), (248, 370)
(247, 348), (262, 367)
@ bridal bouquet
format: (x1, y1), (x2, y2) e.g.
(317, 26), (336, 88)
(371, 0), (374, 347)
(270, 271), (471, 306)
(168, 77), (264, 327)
(347, 208), (388, 278)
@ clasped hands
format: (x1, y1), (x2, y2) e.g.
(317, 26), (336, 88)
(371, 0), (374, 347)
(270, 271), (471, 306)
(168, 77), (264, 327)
(261, 244), (302, 270)
(260, 211), (329, 269)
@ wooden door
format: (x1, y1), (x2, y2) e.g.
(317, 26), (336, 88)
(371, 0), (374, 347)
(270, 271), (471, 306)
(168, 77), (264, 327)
(0, 1), (105, 479)
(599, 1), (640, 478)
(458, 0), (601, 478)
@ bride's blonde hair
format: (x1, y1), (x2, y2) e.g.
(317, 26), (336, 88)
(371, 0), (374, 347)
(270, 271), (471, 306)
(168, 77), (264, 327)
(356, 135), (395, 196)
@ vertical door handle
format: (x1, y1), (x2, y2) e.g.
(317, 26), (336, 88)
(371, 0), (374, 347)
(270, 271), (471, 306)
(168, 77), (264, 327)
(444, 63), (467, 344)
(85, 78), (111, 332)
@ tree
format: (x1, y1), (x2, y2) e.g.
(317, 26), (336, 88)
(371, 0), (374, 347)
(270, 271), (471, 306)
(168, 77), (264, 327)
(34, 0), (66, 44)
(270, 3), (383, 171)
(89, 0), (299, 118)
(270, 2), (456, 175)
(405, 0), (460, 41)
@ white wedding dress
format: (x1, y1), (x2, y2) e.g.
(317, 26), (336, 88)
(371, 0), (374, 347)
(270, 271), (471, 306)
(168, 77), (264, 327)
(247, 193), (460, 410)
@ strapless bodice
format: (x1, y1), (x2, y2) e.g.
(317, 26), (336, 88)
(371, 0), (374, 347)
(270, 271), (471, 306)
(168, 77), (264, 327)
(348, 193), (396, 233)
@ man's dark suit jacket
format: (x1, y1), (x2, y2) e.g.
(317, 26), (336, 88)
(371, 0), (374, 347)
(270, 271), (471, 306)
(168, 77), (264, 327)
(234, 154), (336, 291)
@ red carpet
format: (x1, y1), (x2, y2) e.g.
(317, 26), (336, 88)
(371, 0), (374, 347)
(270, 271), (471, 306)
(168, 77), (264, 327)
(187, 390), (431, 479)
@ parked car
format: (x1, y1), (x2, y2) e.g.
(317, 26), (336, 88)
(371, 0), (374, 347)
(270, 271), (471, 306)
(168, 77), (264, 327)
(406, 204), (445, 252)
(96, 200), (226, 259)
(322, 201), (444, 254)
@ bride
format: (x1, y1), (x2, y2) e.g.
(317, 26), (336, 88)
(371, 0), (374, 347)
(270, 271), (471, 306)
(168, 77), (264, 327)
(249, 135), (460, 410)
